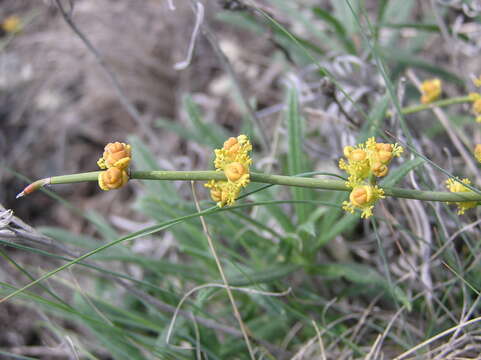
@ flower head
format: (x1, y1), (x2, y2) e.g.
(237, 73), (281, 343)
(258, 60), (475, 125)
(342, 185), (385, 218)
(420, 78), (442, 104)
(445, 178), (478, 215)
(98, 167), (129, 191)
(97, 142), (132, 170)
(339, 137), (403, 186)
(205, 180), (240, 207)
(97, 141), (131, 191)
(2, 15), (21, 34)
(205, 135), (252, 207)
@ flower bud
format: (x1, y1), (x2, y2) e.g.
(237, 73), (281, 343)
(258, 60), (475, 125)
(223, 137), (240, 154)
(343, 146), (354, 158)
(210, 188), (222, 202)
(350, 186), (373, 207)
(98, 167), (129, 191)
(102, 142), (132, 169)
(225, 162), (246, 182)
(371, 161), (389, 177)
(349, 149), (367, 162)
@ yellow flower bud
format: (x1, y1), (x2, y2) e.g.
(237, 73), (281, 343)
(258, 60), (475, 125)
(210, 188), (223, 202)
(420, 78), (442, 104)
(98, 167), (129, 191)
(474, 144), (481, 163)
(350, 186), (373, 207)
(343, 146), (354, 158)
(343, 184), (385, 218)
(349, 149), (367, 162)
(223, 137), (240, 154)
(374, 143), (393, 164)
(371, 161), (389, 177)
(101, 142), (132, 170)
(205, 180), (240, 207)
(225, 162), (246, 182)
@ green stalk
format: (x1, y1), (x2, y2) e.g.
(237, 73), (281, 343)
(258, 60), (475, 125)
(20, 170), (481, 203)
(398, 95), (472, 116)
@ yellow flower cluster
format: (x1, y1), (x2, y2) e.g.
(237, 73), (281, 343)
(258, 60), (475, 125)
(342, 184), (385, 219)
(339, 137), (403, 218)
(339, 137), (403, 186)
(2, 15), (22, 34)
(445, 178), (477, 215)
(97, 142), (131, 191)
(420, 78), (442, 104)
(205, 135), (252, 207)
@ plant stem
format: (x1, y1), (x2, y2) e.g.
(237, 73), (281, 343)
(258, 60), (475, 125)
(19, 170), (481, 203)
(399, 95), (472, 115)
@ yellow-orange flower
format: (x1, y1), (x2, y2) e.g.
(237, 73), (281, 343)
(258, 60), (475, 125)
(342, 185), (385, 218)
(420, 78), (442, 104)
(98, 167), (129, 191)
(445, 178), (478, 215)
(204, 180), (240, 207)
(205, 135), (252, 207)
(97, 142), (132, 170)
(339, 137), (403, 187)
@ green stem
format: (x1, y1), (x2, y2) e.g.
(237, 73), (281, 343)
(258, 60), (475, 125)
(39, 170), (481, 203)
(399, 96), (472, 116)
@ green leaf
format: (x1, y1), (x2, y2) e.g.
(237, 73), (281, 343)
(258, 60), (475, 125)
(381, 48), (464, 85)
(312, 7), (356, 53)
(129, 136), (180, 201)
(361, 93), (390, 139)
(224, 264), (301, 287)
(310, 263), (411, 310)
(184, 95), (228, 147)
(317, 212), (359, 247)
(286, 88), (309, 225)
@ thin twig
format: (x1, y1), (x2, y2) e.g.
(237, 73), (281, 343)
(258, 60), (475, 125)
(190, 181), (256, 360)
(393, 315), (481, 359)
(174, 2), (204, 70)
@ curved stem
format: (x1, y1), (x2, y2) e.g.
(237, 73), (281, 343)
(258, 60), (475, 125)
(399, 95), (472, 116)
(18, 170), (481, 203)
